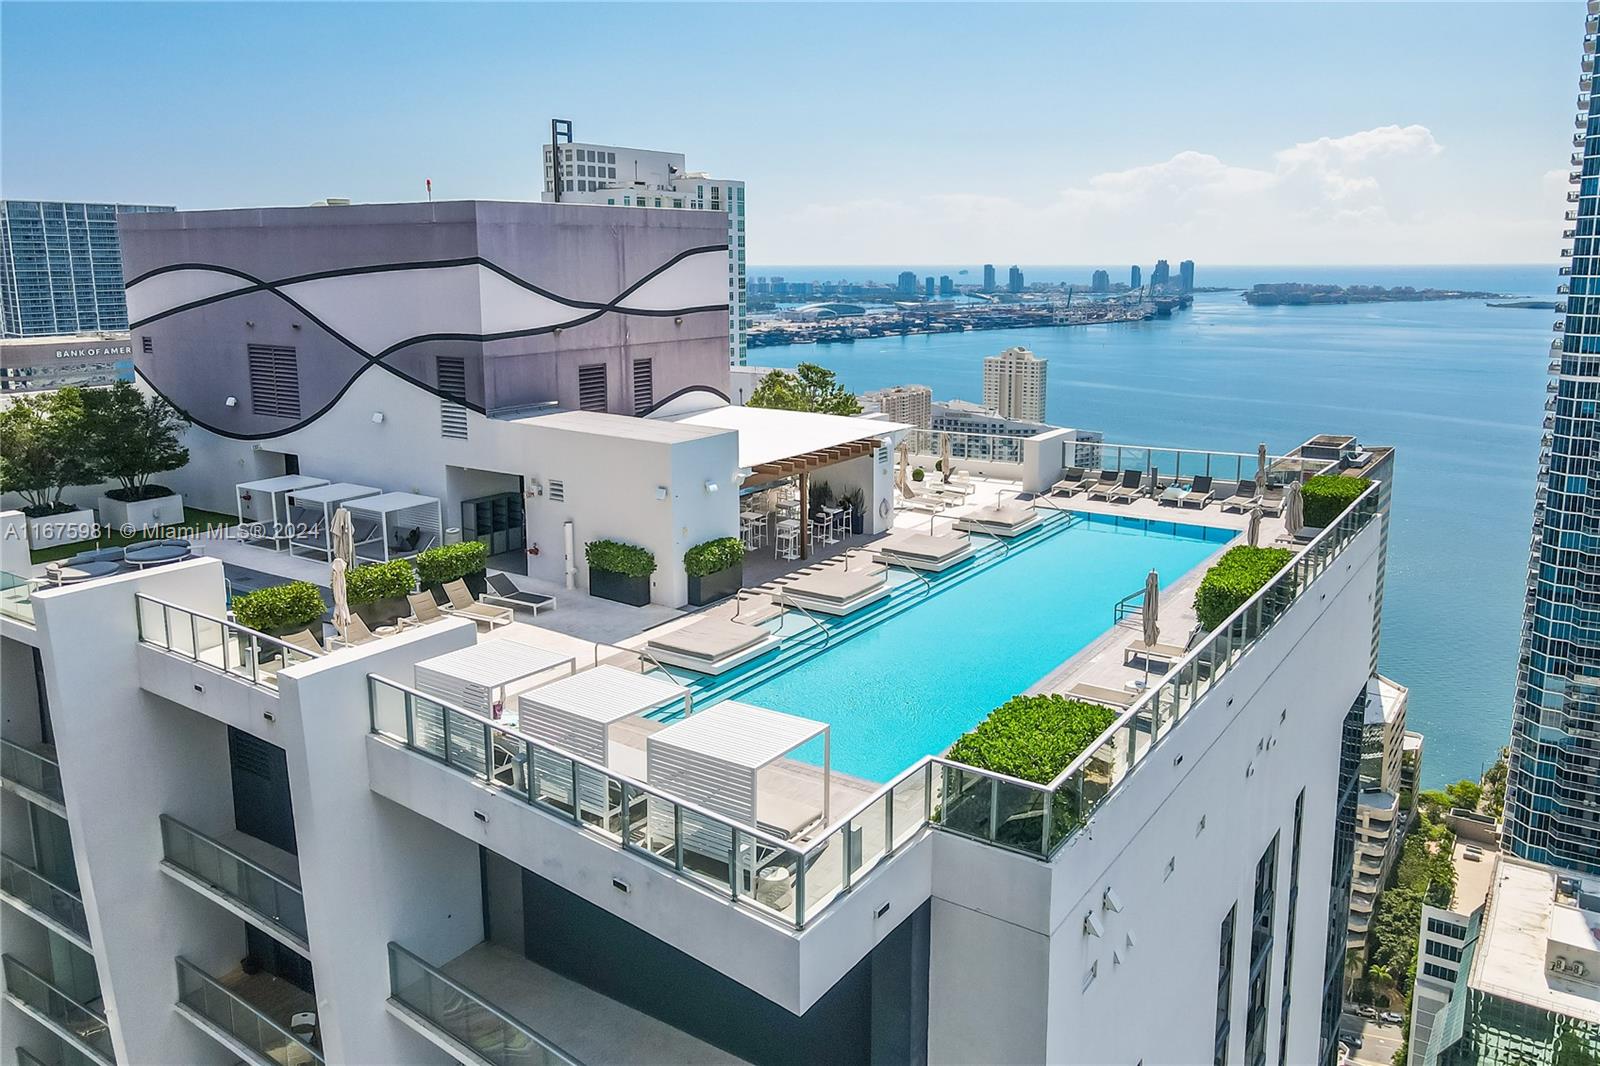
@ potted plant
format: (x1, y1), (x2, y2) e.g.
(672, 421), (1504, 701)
(345, 559), (416, 627)
(87, 383), (190, 532)
(0, 387), (99, 549)
(838, 487), (867, 535)
(1299, 474), (1370, 532)
(230, 581), (327, 637)
(415, 541), (489, 600)
(912, 467), (925, 483)
(585, 539), (655, 607)
(684, 537), (744, 606)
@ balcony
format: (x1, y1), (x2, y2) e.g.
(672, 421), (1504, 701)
(159, 815), (307, 953)
(1571, 190), (1582, 202)
(136, 594), (320, 693)
(0, 570), (33, 625)
(1557, 321), (1568, 332)
(0, 738), (66, 816)
(1349, 891), (1375, 914)
(174, 957), (321, 1066)
(0, 856), (90, 952)
(1, 955), (114, 1066)
(386, 942), (579, 1065)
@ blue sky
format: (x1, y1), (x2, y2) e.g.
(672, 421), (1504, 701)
(0, 2), (1580, 263)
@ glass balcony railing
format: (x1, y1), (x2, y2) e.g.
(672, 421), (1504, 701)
(16, 1046), (57, 1066)
(1, 955), (114, 1066)
(931, 481), (1383, 859)
(135, 594), (320, 692)
(160, 816), (307, 948)
(388, 942), (579, 1065)
(175, 957), (322, 1066)
(0, 570), (35, 625)
(370, 676), (934, 929)
(0, 738), (65, 807)
(0, 856), (89, 946)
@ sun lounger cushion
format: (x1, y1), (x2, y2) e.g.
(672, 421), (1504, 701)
(1068, 683), (1135, 709)
(878, 532), (967, 562)
(785, 568), (885, 604)
(648, 618), (767, 662)
(967, 504), (1033, 527)
(756, 792), (823, 841)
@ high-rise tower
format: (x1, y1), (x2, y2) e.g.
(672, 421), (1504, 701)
(1504, 3), (1600, 873)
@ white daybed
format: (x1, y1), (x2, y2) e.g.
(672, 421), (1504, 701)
(287, 482), (381, 560)
(236, 475), (329, 550)
(344, 492), (443, 563)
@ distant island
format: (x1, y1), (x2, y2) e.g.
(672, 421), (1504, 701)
(1244, 283), (1506, 306)
(1486, 300), (1560, 310)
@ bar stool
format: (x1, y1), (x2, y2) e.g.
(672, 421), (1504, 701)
(811, 513), (834, 547)
(833, 504), (851, 541)
(775, 520), (801, 560)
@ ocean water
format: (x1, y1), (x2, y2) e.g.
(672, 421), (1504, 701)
(753, 264), (1560, 788)
(730, 514), (1225, 783)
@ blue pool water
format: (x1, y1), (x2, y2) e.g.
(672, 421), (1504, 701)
(721, 513), (1232, 783)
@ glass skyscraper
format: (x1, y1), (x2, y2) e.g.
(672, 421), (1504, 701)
(1505, 3), (1600, 872)
(0, 200), (174, 337)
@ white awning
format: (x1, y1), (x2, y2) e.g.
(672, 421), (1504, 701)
(236, 474), (330, 494)
(518, 665), (687, 765)
(668, 405), (909, 470)
(414, 640), (576, 717)
(646, 701), (830, 828)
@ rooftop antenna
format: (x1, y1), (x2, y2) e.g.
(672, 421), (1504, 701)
(550, 118), (573, 202)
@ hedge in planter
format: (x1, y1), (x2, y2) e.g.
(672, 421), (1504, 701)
(345, 559), (416, 626)
(944, 695), (1119, 850)
(232, 582), (326, 635)
(586, 539), (656, 607)
(684, 536), (744, 606)
(416, 541), (488, 597)
(1193, 545), (1292, 632)
(1300, 474), (1370, 528)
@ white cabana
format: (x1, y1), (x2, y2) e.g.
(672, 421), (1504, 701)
(343, 492), (442, 563)
(647, 700), (830, 838)
(517, 665), (689, 779)
(287, 482), (381, 560)
(236, 475), (329, 550)
(414, 640), (576, 722)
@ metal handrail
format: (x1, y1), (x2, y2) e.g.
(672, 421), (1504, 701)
(0, 737), (64, 805)
(785, 598), (831, 648)
(2, 954), (113, 1066)
(1112, 586), (1146, 624)
(591, 639), (688, 691)
(0, 855), (89, 944)
(159, 814), (307, 943)
(387, 942), (582, 1065)
(135, 592), (322, 691)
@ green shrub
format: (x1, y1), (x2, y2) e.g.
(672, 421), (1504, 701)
(684, 537), (744, 577)
(1193, 545), (1292, 632)
(912, 467), (925, 482)
(585, 539), (656, 578)
(415, 541), (488, 585)
(946, 695), (1119, 785)
(232, 582), (326, 633)
(344, 559), (415, 604)
(1301, 474), (1369, 528)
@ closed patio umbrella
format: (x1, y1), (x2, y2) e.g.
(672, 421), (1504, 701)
(1256, 442), (1269, 486)
(331, 556), (350, 639)
(331, 507), (355, 569)
(896, 443), (913, 497)
(941, 432), (953, 483)
(1142, 568), (1160, 648)
(1247, 504), (1263, 548)
(1284, 481), (1305, 540)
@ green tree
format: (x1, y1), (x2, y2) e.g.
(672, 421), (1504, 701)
(1443, 779), (1482, 813)
(0, 386), (97, 513)
(1555, 1023), (1600, 1066)
(747, 363), (862, 415)
(85, 383), (189, 500)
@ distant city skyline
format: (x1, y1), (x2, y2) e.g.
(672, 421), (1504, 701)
(0, 3), (1577, 264)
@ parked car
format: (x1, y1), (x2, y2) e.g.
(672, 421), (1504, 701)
(1343, 1031), (1364, 1050)
(1381, 1011), (1405, 1025)
(1358, 1006), (1378, 1019)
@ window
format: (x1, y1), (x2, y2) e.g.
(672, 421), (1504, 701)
(1216, 905), (1237, 1066)
(1426, 918), (1467, 940)
(141, 335), (153, 354)
(1245, 835), (1280, 1066)
(1425, 940), (1463, 963)
(577, 364), (607, 412)
(247, 344), (300, 418)
(632, 358), (653, 415)
(437, 356), (468, 439)
(1422, 962), (1456, 981)
(1279, 792), (1305, 1066)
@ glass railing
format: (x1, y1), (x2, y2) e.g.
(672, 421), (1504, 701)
(135, 593), (320, 691)
(0, 739), (64, 806)
(1, 955), (114, 1066)
(388, 942), (580, 1065)
(16, 1046), (57, 1066)
(0, 571), (35, 625)
(0, 856), (89, 945)
(175, 957), (321, 1065)
(370, 676), (934, 929)
(160, 815), (307, 946)
(931, 482), (1383, 859)
(1059, 441), (1335, 487)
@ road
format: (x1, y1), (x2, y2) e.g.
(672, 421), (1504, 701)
(1341, 1012), (1404, 1066)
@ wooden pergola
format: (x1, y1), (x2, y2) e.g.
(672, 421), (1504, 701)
(744, 437), (880, 560)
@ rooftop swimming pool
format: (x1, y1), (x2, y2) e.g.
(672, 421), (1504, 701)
(687, 511), (1235, 783)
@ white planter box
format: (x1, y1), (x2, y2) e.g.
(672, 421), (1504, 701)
(98, 492), (184, 533)
(27, 508), (99, 549)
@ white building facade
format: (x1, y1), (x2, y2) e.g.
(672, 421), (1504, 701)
(982, 346), (1047, 423)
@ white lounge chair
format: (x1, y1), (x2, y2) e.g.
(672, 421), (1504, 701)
(440, 579), (513, 630)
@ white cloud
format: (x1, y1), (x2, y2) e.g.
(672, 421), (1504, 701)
(759, 124), (1555, 264)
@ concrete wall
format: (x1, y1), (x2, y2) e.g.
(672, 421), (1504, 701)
(926, 520), (1384, 1065)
